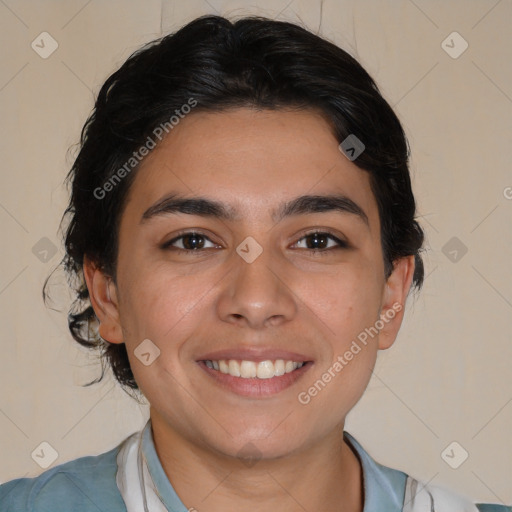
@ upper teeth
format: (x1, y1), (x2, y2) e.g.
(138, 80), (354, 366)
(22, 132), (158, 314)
(205, 359), (305, 379)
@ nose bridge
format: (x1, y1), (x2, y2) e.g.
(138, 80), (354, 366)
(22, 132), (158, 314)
(217, 236), (296, 327)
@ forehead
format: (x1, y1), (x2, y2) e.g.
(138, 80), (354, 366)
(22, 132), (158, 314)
(123, 107), (378, 228)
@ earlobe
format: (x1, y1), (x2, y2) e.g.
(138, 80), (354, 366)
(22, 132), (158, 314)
(83, 255), (124, 344)
(377, 255), (416, 350)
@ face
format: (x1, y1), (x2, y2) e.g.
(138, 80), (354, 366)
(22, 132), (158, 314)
(85, 107), (414, 461)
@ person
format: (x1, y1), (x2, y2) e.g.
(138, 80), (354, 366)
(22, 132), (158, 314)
(0, 14), (509, 512)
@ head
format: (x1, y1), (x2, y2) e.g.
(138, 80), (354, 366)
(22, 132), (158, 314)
(46, 15), (424, 459)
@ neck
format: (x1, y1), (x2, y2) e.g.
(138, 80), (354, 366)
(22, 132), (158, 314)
(149, 410), (364, 512)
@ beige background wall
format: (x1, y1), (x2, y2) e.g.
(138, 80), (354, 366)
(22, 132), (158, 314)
(1, 0), (511, 506)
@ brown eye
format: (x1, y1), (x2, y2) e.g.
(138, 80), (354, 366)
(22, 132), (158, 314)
(162, 232), (217, 252)
(294, 231), (348, 252)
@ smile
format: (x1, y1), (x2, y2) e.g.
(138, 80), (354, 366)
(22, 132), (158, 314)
(204, 359), (305, 379)
(198, 358), (313, 398)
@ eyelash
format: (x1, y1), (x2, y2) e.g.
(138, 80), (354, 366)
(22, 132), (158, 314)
(161, 230), (349, 255)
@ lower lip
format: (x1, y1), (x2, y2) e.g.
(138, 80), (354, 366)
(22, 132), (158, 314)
(197, 361), (313, 398)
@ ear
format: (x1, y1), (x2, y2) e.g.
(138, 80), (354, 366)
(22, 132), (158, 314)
(377, 255), (416, 350)
(83, 255), (123, 344)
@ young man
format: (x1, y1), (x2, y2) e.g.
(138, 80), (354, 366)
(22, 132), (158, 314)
(1, 14), (509, 512)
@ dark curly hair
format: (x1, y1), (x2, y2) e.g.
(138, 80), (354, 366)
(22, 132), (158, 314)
(43, 14), (425, 400)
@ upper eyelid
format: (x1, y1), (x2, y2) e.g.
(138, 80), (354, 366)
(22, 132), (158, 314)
(294, 231), (347, 245)
(163, 231), (219, 249)
(164, 230), (348, 248)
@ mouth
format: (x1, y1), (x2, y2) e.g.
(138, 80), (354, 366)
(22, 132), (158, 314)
(203, 358), (306, 378)
(197, 357), (314, 398)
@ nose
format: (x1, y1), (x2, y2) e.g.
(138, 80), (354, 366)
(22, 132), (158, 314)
(216, 244), (297, 329)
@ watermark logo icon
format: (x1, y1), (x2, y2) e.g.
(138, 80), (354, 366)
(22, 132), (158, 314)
(441, 441), (469, 469)
(134, 338), (161, 366)
(339, 134), (365, 161)
(31, 441), (59, 469)
(31, 32), (58, 59)
(441, 32), (468, 59)
(237, 442), (262, 468)
(32, 237), (58, 263)
(442, 236), (468, 263)
(236, 236), (263, 264)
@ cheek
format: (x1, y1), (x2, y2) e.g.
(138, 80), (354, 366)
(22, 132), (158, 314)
(116, 270), (202, 394)
(116, 261), (206, 345)
(303, 262), (382, 336)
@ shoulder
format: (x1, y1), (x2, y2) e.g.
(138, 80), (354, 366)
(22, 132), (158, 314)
(0, 444), (127, 512)
(476, 506), (512, 512)
(403, 472), (511, 512)
(344, 431), (510, 512)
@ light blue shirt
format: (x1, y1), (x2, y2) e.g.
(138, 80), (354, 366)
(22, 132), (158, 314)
(1, 421), (509, 511)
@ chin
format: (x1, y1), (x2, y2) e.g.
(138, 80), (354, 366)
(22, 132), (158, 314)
(210, 423), (309, 462)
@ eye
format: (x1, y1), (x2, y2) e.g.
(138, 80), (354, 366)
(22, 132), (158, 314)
(161, 230), (349, 254)
(293, 231), (349, 252)
(162, 231), (219, 252)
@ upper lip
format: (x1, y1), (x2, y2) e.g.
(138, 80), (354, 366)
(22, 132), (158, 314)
(197, 348), (314, 363)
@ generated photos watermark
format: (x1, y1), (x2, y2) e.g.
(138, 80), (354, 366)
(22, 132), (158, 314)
(297, 301), (403, 405)
(93, 97), (198, 200)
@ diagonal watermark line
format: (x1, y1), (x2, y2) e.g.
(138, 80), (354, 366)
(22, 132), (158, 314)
(471, 470), (506, 504)
(372, 371), (439, 438)
(471, 265), (512, 309)
(0, 265), (28, 296)
(61, 472), (109, 512)
(472, 0), (503, 29)
(162, 162), (196, 195)
(162, 266), (234, 338)
(393, 62), (439, 108)
(0, 62), (29, 92)
(0, 0), (29, 28)
(472, 396), (512, 438)
(472, 61), (512, 104)
(265, 163), (338, 235)
(407, 0), (439, 29)
(273, 0), (295, 20)
(402, 472), (439, 509)
(161, 161), (240, 246)
(419, 215), (439, 234)
(201, 470), (233, 502)
(202, 0), (221, 15)
(265, 265), (337, 337)
(0, 201), (29, 232)
(266, 471), (310, 512)
(137, 402), (149, 419)
(263, 410), (294, 439)
(61, 383), (116, 439)
(0, 408), (29, 438)
(470, 204), (499, 233)
(0, 473), (30, 501)
(162, 367), (233, 438)
(316, 0), (325, 35)
(61, 0), (93, 29)
(423, 265), (437, 282)
(61, 60), (93, 93)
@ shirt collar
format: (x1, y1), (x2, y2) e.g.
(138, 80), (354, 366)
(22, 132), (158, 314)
(141, 419), (407, 512)
(141, 419), (188, 512)
(344, 431), (407, 511)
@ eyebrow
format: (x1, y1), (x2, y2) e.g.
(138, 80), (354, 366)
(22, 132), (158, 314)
(140, 193), (369, 228)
